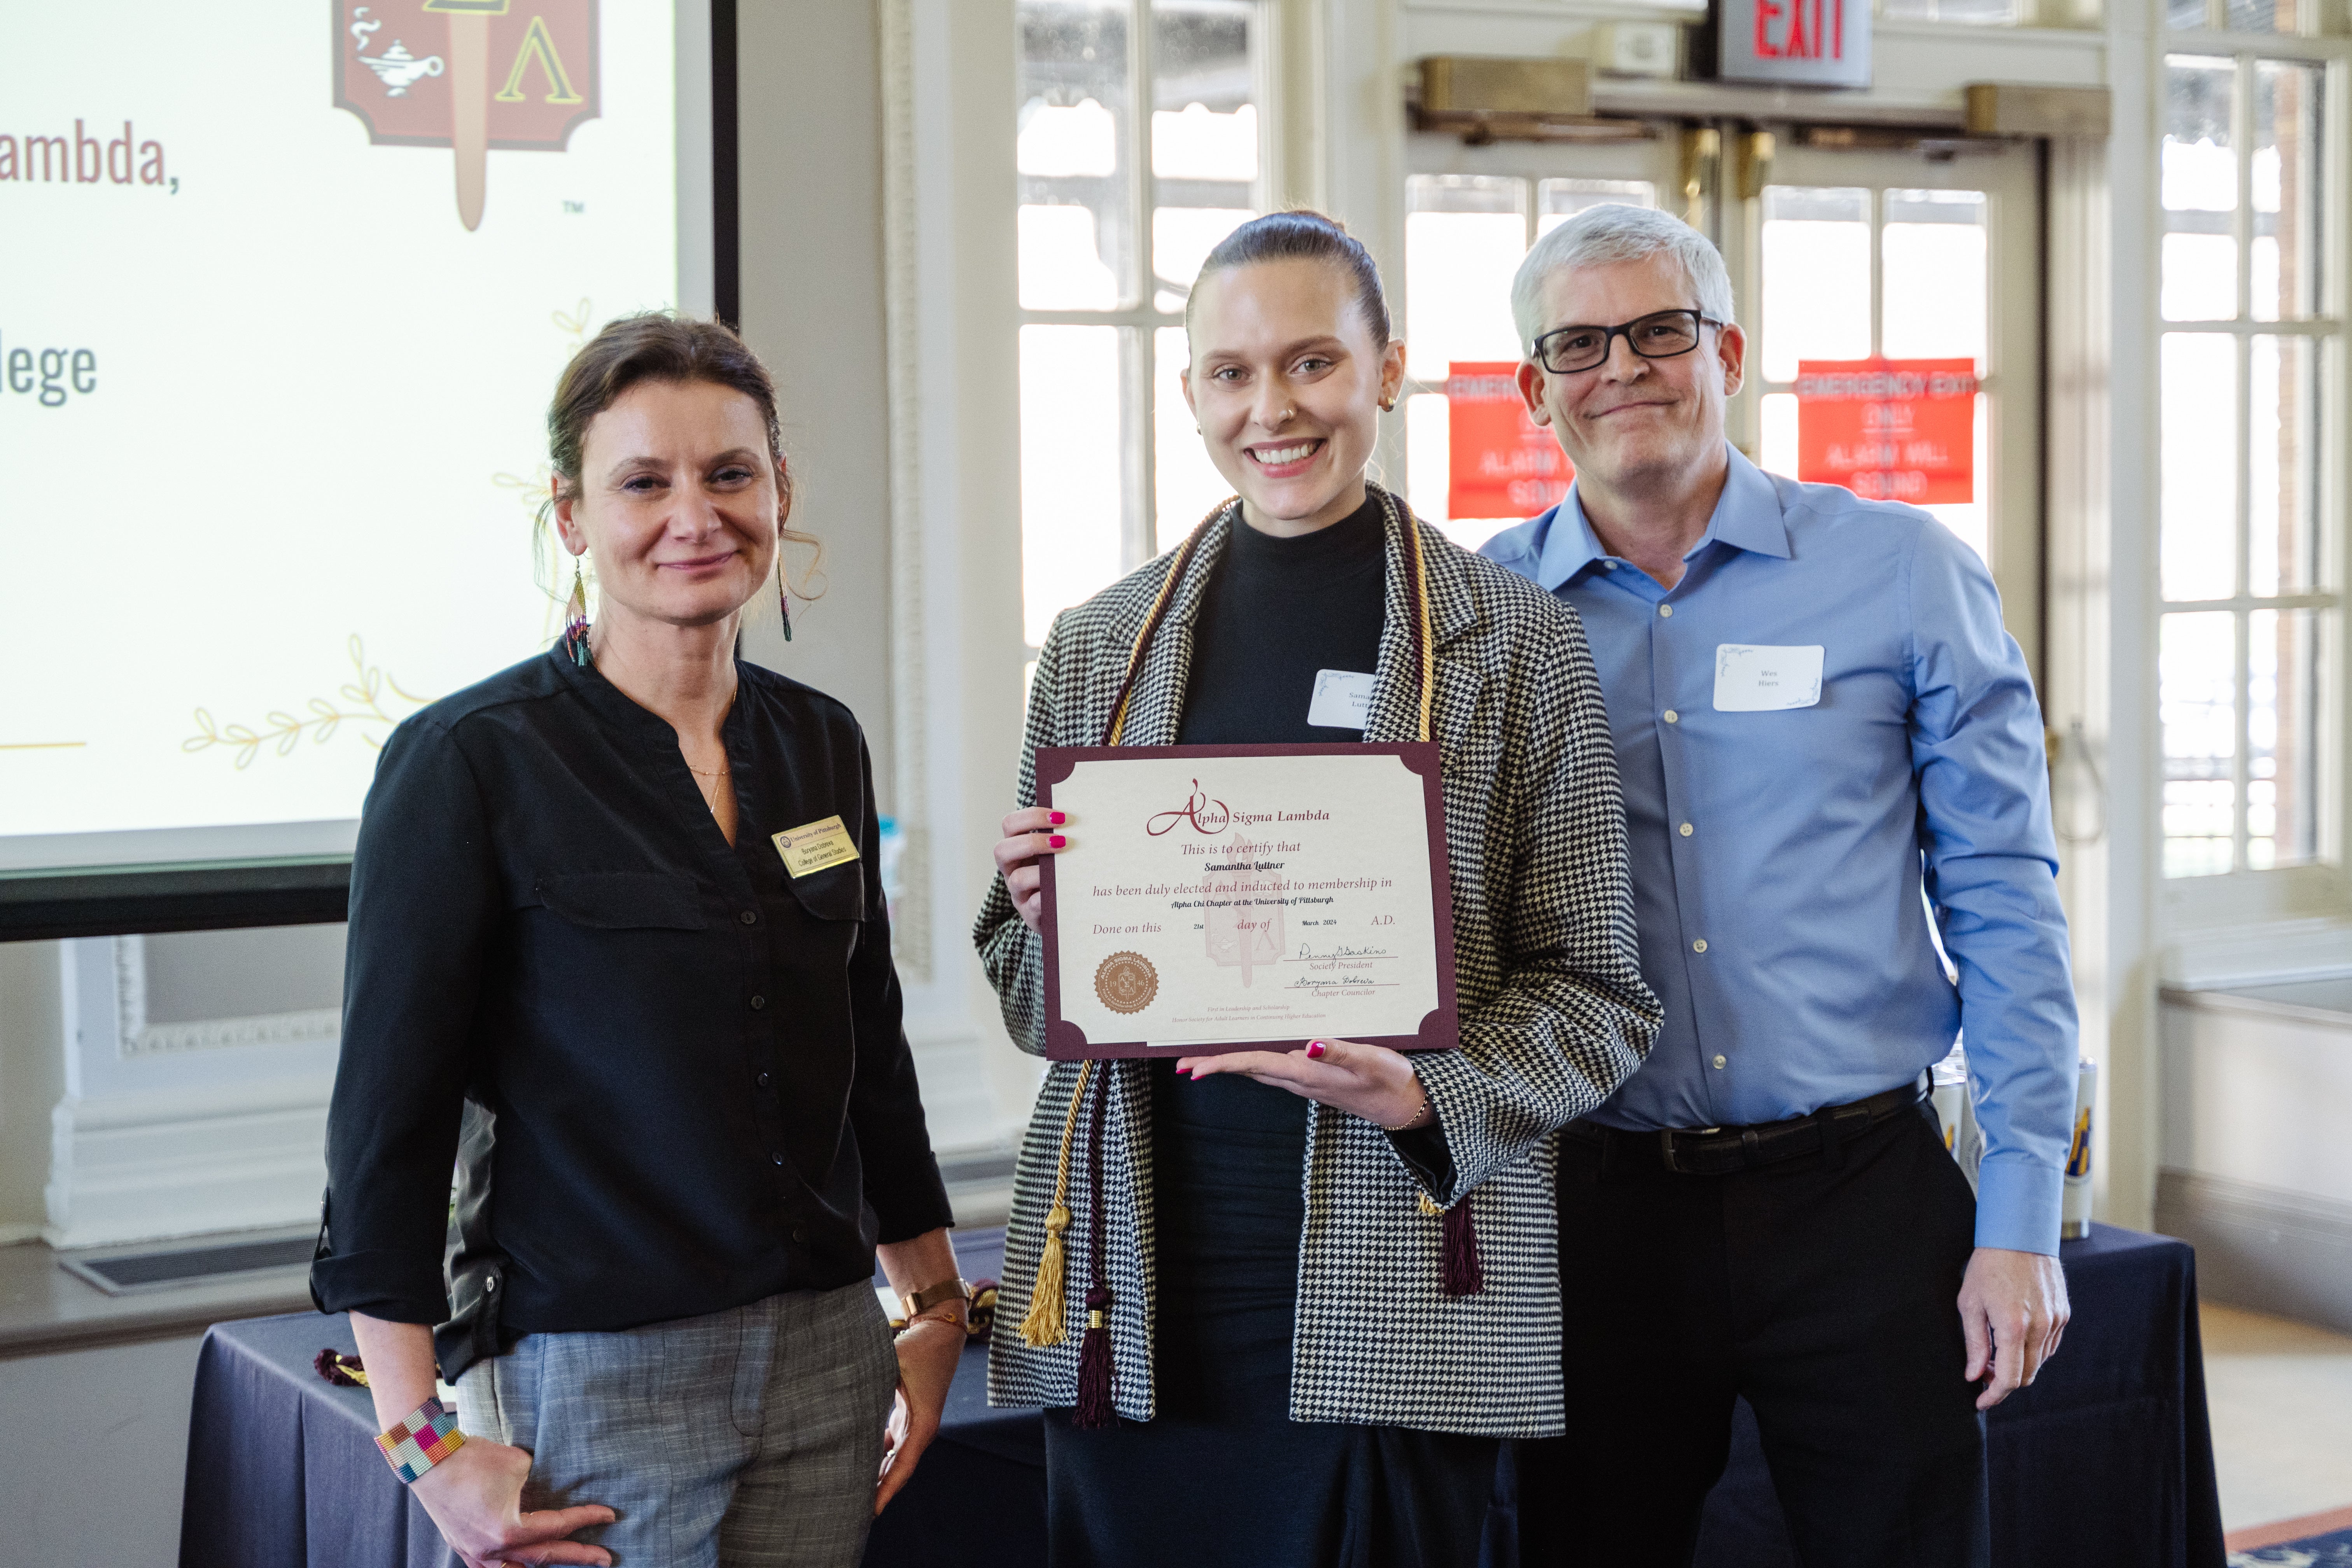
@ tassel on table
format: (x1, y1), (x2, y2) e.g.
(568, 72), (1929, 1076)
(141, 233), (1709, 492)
(1073, 1286), (1116, 1429)
(313, 1348), (369, 1388)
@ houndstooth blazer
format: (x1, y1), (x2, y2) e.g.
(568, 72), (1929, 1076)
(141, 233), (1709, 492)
(975, 486), (1661, 1436)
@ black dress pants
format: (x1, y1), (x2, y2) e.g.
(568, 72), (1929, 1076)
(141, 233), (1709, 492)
(1517, 1098), (1988, 1568)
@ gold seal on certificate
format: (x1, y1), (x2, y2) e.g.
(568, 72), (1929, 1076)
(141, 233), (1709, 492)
(1036, 743), (1460, 1059)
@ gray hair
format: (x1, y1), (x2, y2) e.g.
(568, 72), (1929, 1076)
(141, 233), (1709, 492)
(1510, 204), (1738, 352)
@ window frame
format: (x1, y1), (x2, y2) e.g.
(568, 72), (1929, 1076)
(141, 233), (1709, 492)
(2152, 28), (2352, 930)
(1014, 0), (1273, 653)
(1394, 134), (1678, 542)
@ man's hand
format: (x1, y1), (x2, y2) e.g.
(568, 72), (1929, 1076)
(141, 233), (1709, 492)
(1178, 1037), (1432, 1130)
(410, 1438), (615, 1567)
(875, 1317), (964, 1514)
(1957, 1246), (2069, 1410)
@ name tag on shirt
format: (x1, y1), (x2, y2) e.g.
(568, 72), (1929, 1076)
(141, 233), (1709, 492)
(1712, 644), (1825, 711)
(772, 814), (861, 877)
(1305, 668), (1377, 730)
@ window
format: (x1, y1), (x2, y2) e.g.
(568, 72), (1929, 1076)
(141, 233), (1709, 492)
(2157, 44), (2337, 880)
(1400, 173), (1657, 549)
(1755, 183), (1993, 562)
(1015, 0), (1264, 648)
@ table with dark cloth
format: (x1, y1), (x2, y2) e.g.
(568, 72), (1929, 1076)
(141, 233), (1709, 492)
(177, 1231), (1033, 1568)
(181, 1224), (2217, 1568)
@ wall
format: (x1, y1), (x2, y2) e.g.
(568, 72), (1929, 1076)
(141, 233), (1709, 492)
(2157, 993), (2352, 1333)
(0, 4), (1020, 1275)
(0, 1334), (202, 1566)
(0, 940), (65, 1243)
(733, 0), (896, 769)
(740, 0), (1027, 1154)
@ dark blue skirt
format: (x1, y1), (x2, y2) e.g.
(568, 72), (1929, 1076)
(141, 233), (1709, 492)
(1040, 1061), (1500, 1566)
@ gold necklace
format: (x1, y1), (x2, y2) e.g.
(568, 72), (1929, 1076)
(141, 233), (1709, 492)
(685, 761), (730, 779)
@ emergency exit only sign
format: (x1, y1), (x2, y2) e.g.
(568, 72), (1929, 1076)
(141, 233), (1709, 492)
(1713, 0), (1871, 88)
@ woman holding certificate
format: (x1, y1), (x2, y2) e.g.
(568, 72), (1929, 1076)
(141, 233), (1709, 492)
(976, 212), (1662, 1563)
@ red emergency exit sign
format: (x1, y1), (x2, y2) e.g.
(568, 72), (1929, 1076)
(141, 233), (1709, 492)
(1714, 0), (1870, 88)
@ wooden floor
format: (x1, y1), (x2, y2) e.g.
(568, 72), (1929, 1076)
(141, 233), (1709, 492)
(2202, 1300), (2352, 1540)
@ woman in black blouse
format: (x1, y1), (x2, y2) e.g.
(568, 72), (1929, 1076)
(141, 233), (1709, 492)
(311, 316), (962, 1568)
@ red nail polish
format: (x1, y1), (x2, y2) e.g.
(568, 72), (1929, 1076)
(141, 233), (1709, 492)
(1050, 811), (1066, 825)
(1306, 1040), (1326, 1059)
(1049, 834), (1067, 848)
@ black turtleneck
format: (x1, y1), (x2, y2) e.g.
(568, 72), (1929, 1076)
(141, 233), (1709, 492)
(1176, 492), (1386, 746)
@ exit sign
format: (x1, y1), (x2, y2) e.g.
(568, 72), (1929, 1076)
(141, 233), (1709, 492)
(1714, 0), (1870, 88)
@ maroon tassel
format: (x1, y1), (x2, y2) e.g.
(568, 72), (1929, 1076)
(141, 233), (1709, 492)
(1441, 1195), (1485, 1297)
(314, 1348), (368, 1388)
(1073, 1286), (1117, 1428)
(1071, 1062), (1118, 1427)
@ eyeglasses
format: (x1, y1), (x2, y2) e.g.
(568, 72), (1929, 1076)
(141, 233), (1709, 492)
(1530, 308), (1723, 376)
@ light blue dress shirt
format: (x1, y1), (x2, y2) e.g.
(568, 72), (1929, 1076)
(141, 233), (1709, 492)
(1482, 446), (2077, 1255)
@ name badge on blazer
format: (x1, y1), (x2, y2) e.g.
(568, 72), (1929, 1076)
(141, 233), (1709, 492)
(1712, 644), (1825, 711)
(773, 815), (861, 877)
(1306, 668), (1377, 730)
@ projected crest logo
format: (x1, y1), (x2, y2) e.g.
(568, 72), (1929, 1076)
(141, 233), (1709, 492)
(334, 0), (600, 231)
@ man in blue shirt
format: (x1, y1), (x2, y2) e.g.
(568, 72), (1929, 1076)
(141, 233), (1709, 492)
(1482, 205), (2076, 1566)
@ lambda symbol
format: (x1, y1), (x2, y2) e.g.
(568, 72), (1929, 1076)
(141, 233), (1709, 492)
(334, 0), (601, 231)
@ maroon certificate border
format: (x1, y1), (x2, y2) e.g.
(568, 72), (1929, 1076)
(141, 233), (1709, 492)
(1036, 742), (1460, 1060)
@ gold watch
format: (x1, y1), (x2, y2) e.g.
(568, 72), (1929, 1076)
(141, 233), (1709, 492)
(899, 1276), (971, 1323)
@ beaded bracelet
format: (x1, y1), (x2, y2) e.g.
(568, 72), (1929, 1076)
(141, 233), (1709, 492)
(376, 1398), (465, 1484)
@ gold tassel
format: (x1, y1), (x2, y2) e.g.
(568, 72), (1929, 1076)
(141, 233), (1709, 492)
(1020, 1060), (1094, 1348)
(1418, 1190), (1442, 1217)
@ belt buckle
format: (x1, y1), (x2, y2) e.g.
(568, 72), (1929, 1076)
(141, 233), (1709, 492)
(1657, 1126), (1722, 1174)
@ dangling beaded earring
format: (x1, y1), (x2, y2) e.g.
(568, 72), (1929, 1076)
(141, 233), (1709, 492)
(776, 550), (794, 642)
(564, 555), (592, 667)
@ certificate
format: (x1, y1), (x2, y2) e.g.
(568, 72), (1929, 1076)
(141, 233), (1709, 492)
(1036, 743), (1459, 1059)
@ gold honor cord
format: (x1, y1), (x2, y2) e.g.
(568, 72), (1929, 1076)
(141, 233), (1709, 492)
(1017, 1057), (1095, 1348)
(1031, 494), (1451, 1354)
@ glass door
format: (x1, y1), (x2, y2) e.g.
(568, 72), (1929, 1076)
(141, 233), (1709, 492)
(1398, 132), (1682, 549)
(1398, 130), (2044, 680)
(1738, 138), (2044, 680)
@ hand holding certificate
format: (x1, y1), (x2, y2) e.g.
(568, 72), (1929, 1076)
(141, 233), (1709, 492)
(1033, 743), (1459, 1059)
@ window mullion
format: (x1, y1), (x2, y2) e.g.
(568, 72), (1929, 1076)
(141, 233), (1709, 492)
(2236, 54), (2255, 325)
(2236, 608), (2256, 868)
(1869, 187), (1885, 359)
(1126, 0), (1158, 570)
(2234, 53), (2256, 870)
(1127, 0), (1154, 312)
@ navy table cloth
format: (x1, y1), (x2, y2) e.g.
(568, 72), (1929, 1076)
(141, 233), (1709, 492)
(181, 1225), (2219, 1568)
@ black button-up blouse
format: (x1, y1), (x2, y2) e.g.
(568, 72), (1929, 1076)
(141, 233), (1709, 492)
(309, 645), (952, 1376)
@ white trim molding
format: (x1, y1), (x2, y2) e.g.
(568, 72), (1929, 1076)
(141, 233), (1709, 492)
(44, 1072), (334, 1252)
(111, 937), (338, 1060)
(2156, 1169), (2352, 1336)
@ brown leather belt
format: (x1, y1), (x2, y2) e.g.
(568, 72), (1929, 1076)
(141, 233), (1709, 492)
(1565, 1077), (1930, 1176)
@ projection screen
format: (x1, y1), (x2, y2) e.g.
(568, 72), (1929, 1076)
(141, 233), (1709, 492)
(0, 1), (717, 933)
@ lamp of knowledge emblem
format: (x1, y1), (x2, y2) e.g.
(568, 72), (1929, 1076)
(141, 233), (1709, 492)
(1094, 952), (1158, 1016)
(336, 0), (600, 231)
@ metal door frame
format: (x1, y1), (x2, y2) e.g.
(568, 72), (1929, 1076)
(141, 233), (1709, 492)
(1398, 125), (2046, 682)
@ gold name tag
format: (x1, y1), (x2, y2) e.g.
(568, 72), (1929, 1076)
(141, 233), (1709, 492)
(772, 814), (861, 878)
